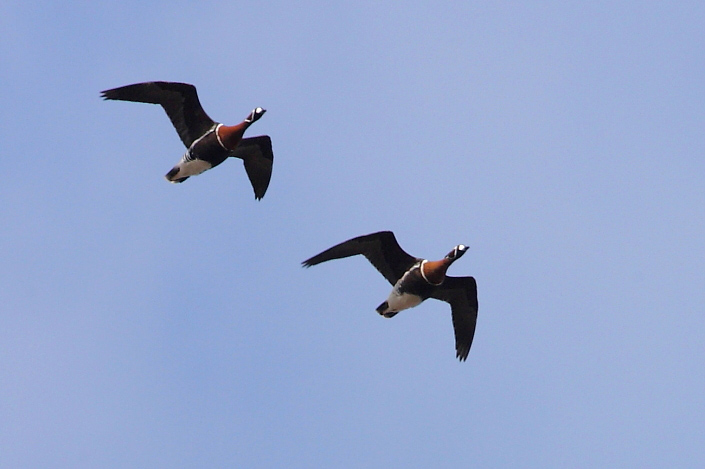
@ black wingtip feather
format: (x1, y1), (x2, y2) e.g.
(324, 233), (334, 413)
(456, 348), (470, 362)
(301, 255), (318, 268)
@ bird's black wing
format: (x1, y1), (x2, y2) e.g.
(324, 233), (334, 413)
(430, 276), (478, 361)
(231, 135), (273, 200)
(302, 231), (419, 285)
(101, 81), (216, 147)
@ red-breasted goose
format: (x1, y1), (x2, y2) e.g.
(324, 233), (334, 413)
(101, 81), (273, 199)
(302, 231), (478, 361)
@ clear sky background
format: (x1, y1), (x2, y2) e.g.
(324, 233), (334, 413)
(1, 1), (704, 467)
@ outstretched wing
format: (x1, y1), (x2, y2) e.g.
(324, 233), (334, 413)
(232, 135), (273, 200)
(302, 231), (419, 285)
(430, 276), (478, 361)
(101, 81), (216, 147)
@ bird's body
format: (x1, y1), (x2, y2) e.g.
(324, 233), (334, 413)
(378, 258), (451, 317)
(303, 231), (478, 361)
(382, 267), (426, 315)
(101, 81), (273, 199)
(166, 123), (231, 182)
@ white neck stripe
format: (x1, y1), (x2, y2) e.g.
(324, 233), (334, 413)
(419, 260), (443, 286)
(214, 123), (228, 150)
(419, 260), (429, 282)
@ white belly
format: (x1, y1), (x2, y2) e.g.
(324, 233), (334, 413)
(176, 159), (212, 178)
(386, 290), (423, 312)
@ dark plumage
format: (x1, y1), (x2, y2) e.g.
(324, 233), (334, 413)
(101, 81), (273, 199)
(303, 231), (478, 361)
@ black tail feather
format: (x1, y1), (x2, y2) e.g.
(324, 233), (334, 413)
(376, 301), (388, 315)
(376, 301), (397, 318)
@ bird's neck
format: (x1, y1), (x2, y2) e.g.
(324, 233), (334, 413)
(216, 122), (249, 150)
(420, 259), (451, 285)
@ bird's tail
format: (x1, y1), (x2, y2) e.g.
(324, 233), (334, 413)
(165, 166), (188, 183)
(376, 301), (398, 318)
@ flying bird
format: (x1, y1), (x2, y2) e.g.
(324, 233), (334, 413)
(101, 81), (273, 199)
(302, 231), (478, 361)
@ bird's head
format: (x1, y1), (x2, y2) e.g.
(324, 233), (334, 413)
(245, 107), (266, 124)
(445, 244), (468, 261)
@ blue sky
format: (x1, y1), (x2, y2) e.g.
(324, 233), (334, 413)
(1, 1), (704, 467)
